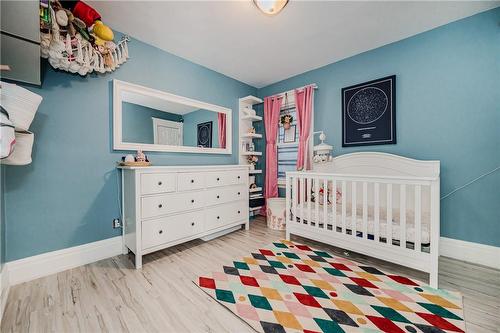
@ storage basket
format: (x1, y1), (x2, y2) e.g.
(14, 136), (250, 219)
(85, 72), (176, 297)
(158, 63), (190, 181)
(2, 130), (34, 165)
(266, 197), (286, 230)
(0, 82), (42, 130)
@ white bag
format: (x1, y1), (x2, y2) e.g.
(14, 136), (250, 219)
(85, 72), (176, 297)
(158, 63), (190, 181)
(0, 107), (16, 158)
(2, 130), (34, 165)
(0, 82), (43, 130)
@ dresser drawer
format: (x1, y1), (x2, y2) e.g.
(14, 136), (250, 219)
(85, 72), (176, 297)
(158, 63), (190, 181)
(141, 191), (205, 219)
(205, 201), (247, 231)
(142, 211), (204, 249)
(141, 173), (176, 195)
(206, 170), (246, 188)
(177, 172), (205, 191)
(205, 185), (248, 207)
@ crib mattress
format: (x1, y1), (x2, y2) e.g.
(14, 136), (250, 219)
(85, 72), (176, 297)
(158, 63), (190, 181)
(292, 203), (430, 244)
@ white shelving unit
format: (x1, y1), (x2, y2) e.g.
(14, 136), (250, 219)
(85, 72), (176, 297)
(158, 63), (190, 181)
(239, 95), (264, 217)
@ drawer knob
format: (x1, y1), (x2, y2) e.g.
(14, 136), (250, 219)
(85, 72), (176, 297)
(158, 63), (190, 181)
(191, 199), (195, 203)
(191, 222), (195, 226)
(217, 216), (220, 220)
(158, 181), (162, 186)
(217, 177), (220, 181)
(238, 176), (241, 179)
(216, 195), (220, 199)
(158, 204), (163, 208)
(190, 179), (194, 183)
(159, 230), (163, 234)
(238, 210), (241, 214)
(237, 192), (240, 195)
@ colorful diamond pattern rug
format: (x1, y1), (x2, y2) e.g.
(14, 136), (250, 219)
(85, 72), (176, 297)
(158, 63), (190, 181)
(195, 240), (465, 333)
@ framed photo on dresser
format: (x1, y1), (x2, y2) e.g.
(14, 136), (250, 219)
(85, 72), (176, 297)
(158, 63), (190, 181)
(342, 75), (396, 147)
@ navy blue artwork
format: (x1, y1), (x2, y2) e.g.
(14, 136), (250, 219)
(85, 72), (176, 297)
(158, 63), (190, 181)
(342, 75), (396, 147)
(197, 121), (213, 148)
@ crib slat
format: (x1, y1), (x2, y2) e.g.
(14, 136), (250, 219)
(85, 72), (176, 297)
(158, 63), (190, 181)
(415, 185), (422, 252)
(300, 177), (305, 225)
(387, 184), (393, 246)
(333, 179), (337, 232)
(286, 176), (291, 224)
(314, 177), (320, 229)
(293, 176), (298, 224)
(363, 182), (368, 239)
(323, 178), (328, 231)
(307, 177), (312, 226)
(400, 184), (407, 248)
(342, 180), (347, 234)
(352, 181), (357, 237)
(374, 182), (380, 243)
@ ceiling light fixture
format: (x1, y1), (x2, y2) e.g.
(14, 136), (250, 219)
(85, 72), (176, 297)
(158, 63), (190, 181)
(253, 0), (289, 16)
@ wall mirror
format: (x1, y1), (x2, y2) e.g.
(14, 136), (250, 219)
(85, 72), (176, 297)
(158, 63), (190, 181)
(113, 80), (231, 154)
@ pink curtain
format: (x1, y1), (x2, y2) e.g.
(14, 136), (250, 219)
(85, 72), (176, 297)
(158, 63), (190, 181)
(295, 85), (314, 171)
(217, 113), (226, 149)
(264, 95), (283, 200)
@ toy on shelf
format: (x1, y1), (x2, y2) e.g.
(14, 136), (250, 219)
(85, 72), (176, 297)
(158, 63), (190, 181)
(119, 150), (151, 167)
(39, 0), (129, 76)
(248, 127), (256, 134)
(247, 155), (258, 170)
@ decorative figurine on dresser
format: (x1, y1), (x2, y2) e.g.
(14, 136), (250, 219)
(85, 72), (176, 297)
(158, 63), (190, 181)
(118, 165), (249, 268)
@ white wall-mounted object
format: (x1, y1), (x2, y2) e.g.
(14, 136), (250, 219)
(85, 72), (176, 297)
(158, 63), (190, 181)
(285, 152), (441, 287)
(239, 95), (264, 216)
(119, 165), (249, 268)
(113, 80), (232, 154)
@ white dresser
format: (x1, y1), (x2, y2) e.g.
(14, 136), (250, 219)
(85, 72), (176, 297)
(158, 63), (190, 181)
(119, 165), (249, 268)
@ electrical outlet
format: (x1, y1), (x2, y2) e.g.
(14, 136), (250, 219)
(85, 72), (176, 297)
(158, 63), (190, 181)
(112, 218), (122, 229)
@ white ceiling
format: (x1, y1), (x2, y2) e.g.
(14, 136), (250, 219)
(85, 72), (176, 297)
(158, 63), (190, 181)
(90, 1), (499, 88)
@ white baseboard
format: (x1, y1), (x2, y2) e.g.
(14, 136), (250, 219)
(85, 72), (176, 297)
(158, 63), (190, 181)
(0, 267), (10, 325)
(5, 236), (123, 286)
(440, 237), (500, 270)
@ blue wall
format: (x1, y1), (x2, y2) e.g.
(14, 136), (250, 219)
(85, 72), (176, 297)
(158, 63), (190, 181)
(122, 102), (182, 144)
(258, 8), (500, 247)
(2, 33), (256, 261)
(183, 109), (220, 147)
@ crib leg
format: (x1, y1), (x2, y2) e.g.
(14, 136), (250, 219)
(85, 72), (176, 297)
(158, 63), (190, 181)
(285, 230), (291, 241)
(429, 261), (439, 289)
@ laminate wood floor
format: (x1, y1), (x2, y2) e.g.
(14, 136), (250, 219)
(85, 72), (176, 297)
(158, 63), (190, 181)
(2, 217), (499, 333)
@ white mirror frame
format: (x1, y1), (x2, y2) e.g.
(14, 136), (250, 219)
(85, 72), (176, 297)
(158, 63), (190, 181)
(113, 79), (232, 154)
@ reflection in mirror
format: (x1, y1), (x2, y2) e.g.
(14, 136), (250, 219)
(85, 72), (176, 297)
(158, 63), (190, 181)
(122, 102), (225, 148)
(114, 80), (230, 154)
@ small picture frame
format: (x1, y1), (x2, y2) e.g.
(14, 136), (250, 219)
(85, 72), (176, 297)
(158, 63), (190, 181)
(284, 125), (296, 143)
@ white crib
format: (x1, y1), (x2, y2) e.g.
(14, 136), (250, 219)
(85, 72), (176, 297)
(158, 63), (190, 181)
(285, 152), (440, 287)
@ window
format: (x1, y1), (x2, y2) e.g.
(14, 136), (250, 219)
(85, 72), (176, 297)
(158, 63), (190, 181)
(277, 103), (299, 181)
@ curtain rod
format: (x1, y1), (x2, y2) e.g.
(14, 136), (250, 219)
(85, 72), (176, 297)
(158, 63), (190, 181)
(270, 83), (318, 99)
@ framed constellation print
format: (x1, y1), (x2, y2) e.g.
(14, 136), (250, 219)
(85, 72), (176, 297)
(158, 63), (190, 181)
(197, 121), (213, 148)
(342, 75), (396, 147)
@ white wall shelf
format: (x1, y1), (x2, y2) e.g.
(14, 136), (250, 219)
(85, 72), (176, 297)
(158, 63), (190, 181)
(241, 151), (262, 156)
(249, 187), (262, 193)
(242, 115), (262, 122)
(249, 206), (263, 212)
(241, 133), (262, 139)
(249, 169), (262, 174)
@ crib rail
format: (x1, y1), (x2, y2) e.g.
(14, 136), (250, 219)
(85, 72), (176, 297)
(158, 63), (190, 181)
(285, 171), (440, 286)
